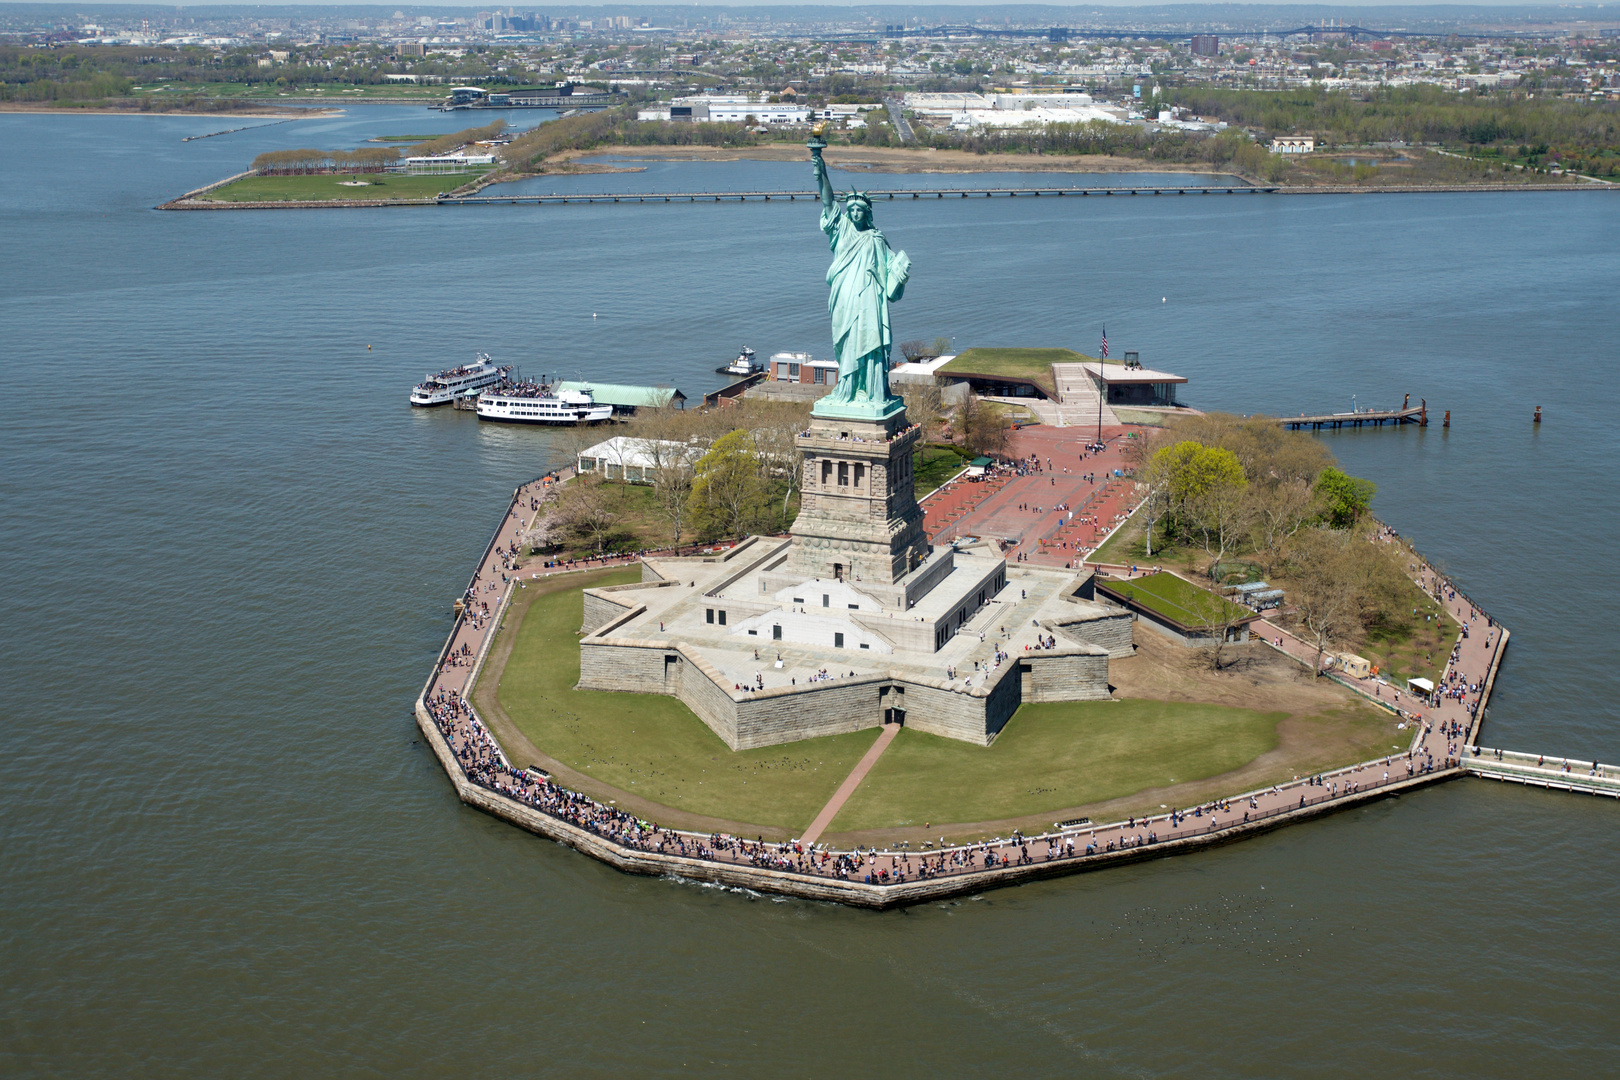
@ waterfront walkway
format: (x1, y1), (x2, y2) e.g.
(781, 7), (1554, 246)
(412, 461), (1607, 907)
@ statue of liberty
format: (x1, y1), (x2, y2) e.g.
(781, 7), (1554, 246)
(809, 129), (910, 418)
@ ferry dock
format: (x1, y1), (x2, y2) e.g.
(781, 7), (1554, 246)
(1281, 401), (1428, 430)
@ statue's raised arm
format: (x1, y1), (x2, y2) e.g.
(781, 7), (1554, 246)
(809, 122), (835, 222)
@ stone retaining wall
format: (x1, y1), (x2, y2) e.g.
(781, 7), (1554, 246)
(417, 696), (1461, 909)
(1021, 646), (1111, 703)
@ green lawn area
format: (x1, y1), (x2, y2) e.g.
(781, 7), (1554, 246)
(199, 172), (487, 202)
(1098, 571), (1252, 629)
(913, 443), (970, 497)
(490, 573), (881, 830)
(830, 699), (1286, 832)
(940, 347), (1096, 397)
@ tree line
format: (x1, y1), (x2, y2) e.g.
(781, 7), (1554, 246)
(251, 147), (401, 174)
(1126, 413), (1408, 671)
(1170, 85), (1620, 155)
(542, 401), (810, 553)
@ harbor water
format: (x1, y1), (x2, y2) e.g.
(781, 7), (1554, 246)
(1, 106), (1617, 1077)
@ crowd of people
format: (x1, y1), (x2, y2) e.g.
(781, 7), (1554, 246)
(415, 466), (1515, 901)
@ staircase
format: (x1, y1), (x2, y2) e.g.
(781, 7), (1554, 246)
(1051, 363), (1119, 428)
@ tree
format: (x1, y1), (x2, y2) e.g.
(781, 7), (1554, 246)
(690, 428), (768, 541)
(900, 380), (944, 451)
(1250, 477), (1320, 573)
(957, 392), (1010, 458)
(1183, 467), (1253, 580)
(1286, 528), (1364, 676)
(629, 409), (705, 547)
(552, 475), (619, 553)
(1316, 467), (1377, 528)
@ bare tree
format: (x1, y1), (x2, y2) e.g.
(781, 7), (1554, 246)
(958, 392), (1010, 458)
(1287, 528), (1364, 676)
(900, 380), (944, 451)
(630, 409), (704, 547)
(1250, 478), (1319, 573)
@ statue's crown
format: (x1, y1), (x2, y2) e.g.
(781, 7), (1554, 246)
(844, 190), (873, 209)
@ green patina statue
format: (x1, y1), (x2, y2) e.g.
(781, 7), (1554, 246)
(809, 132), (911, 419)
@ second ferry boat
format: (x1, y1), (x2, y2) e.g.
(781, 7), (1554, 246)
(476, 378), (613, 425)
(409, 353), (511, 406)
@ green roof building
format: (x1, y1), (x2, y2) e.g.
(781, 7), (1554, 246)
(556, 382), (686, 414)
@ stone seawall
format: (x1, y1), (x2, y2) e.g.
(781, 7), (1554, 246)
(417, 696), (1461, 908)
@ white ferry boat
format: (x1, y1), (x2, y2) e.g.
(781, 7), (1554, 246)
(409, 353), (511, 406)
(476, 383), (613, 425)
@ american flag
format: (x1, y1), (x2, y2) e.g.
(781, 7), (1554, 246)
(1100, 327), (1108, 360)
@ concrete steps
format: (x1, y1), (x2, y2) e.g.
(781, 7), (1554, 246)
(1051, 363), (1119, 428)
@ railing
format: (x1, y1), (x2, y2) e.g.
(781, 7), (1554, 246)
(1462, 750), (1620, 798)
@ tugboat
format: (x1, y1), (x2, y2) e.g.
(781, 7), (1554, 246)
(716, 346), (762, 377)
(409, 353), (511, 406)
(476, 376), (613, 425)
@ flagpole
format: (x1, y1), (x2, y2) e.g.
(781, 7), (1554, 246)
(1096, 325), (1105, 447)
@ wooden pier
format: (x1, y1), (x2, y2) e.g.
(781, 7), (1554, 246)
(439, 184), (1276, 206)
(1280, 402), (1428, 430)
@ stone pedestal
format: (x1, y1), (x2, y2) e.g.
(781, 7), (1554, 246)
(786, 403), (928, 585)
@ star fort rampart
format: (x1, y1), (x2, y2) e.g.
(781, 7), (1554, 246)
(574, 404), (1127, 751)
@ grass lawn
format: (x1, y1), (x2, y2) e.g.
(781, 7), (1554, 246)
(1099, 571), (1252, 628)
(940, 347), (1094, 397)
(200, 172), (487, 202)
(913, 443), (970, 497)
(489, 572), (880, 830)
(829, 699), (1287, 832)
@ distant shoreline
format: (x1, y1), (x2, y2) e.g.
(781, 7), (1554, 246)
(0, 103), (340, 119)
(564, 144), (1246, 178)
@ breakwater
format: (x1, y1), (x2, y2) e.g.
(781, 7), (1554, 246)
(413, 471), (1533, 908)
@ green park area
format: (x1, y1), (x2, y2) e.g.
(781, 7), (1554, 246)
(830, 700), (1282, 832)
(479, 573), (1403, 839)
(939, 347), (1095, 397)
(199, 172), (482, 202)
(1101, 571), (1254, 629)
(913, 443), (971, 497)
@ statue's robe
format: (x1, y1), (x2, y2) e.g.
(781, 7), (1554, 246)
(821, 203), (910, 404)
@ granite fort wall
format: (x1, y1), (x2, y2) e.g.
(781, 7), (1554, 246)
(581, 580), (678, 634)
(1049, 612), (1134, 657)
(1021, 647), (1111, 703)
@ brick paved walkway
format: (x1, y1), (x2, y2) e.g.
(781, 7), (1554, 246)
(919, 424), (1143, 570)
(800, 723), (901, 846)
(421, 466), (1509, 893)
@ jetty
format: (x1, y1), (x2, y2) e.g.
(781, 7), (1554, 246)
(1280, 402), (1428, 430)
(1461, 750), (1620, 798)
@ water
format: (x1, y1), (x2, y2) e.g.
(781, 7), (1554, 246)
(2, 106), (1617, 1077)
